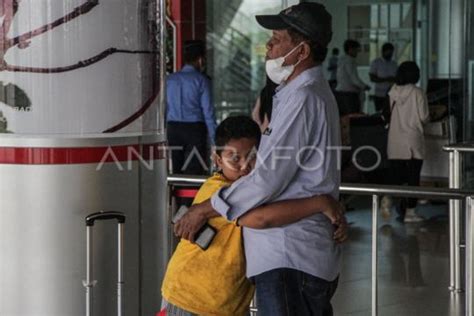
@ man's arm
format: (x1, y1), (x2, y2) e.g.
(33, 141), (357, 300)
(237, 194), (348, 243)
(200, 77), (217, 143)
(238, 194), (339, 228)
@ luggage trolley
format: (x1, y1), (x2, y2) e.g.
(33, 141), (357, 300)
(83, 211), (126, 316)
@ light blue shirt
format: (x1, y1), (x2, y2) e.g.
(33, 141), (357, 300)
(211, 66), (342, 280)
(166, 65), (217, 142)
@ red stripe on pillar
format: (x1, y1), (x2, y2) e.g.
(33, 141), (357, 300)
(0, 142), (167, 165)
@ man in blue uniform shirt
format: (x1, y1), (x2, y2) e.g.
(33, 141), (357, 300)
(166, 40), (216, 174)
(175, 3), (348, 315)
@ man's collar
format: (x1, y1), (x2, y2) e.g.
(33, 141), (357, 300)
(275, 65), (323, 95)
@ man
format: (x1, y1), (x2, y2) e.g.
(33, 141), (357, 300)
(327, 47), (339, 90)
(335, 39), (370, 115)
(166, 40), (216, 175)
(369, 42), (397, 114)
(175, 3), (347, 315)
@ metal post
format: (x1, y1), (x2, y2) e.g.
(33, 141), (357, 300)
(168, 185), (176, 259)
(454, 150), (463, 292)
(449, 151), (456, 291)
(372, 195), (379, 316)
(158, 0), (166, 133)
(465, 196), (474, 315)
(85, 226), (93, 316)
(117, 223), (124, 316)
(449, 149), (463, 292)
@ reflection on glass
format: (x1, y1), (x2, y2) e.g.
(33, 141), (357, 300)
(207, 0), (284, 122)
(348, 3), (413, 66)
(380, 224), (425, 288)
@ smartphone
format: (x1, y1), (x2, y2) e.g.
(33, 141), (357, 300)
(172, 205), (216, 250)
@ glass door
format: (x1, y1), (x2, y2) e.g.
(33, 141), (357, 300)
(206, 0), (297, 122)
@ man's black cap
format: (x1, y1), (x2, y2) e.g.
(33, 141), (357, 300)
(256, 2), (332, 46)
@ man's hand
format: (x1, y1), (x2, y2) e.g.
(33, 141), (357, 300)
(174, 199), (218, 242)
(321, 199), (348, 243)
(321, 198), (344, 225)
(333, 215), (348, 243)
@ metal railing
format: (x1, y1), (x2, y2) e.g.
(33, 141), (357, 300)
(444, 143), (474, 293)
(167, 175), (474, 316)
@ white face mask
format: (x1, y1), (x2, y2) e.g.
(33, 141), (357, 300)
(265, 42), (304, 84)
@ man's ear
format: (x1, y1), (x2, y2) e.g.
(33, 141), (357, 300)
(300, 42), (312, 61)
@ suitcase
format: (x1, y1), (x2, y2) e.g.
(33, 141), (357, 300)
(83, 211), (126, 316)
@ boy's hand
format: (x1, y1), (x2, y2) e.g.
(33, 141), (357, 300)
(174, 200), (218, 242)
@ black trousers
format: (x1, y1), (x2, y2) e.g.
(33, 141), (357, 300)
(167, 121), (209, 175)
(335, 91), (361, 116)
(388, 159), (423, 209)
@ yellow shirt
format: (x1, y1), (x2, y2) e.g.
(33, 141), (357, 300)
(161, 173), (254, 316)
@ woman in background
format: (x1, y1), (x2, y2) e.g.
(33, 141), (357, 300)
(382, 61), (430, 223)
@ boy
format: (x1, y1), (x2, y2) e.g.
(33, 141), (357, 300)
(161, 116), (341, 315)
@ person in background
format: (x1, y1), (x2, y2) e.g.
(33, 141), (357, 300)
(381, 61), (430, 223)
(327, 47), (339, 90)
(369, 42), (398, 115)
(335, 39), (370, 115)
(252, 76), (278, 132)
(166, 40), (216, 175)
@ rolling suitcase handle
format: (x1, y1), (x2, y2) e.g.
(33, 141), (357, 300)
(83, 211), (126, 316)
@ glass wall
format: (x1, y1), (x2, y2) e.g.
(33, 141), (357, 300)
(206, 0), (298, 121)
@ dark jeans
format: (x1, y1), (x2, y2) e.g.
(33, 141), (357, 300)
(254, 268), (338, 316)
(335, 91), (361, 116)
(389, 159), (424, 213)
(167, 121), (208, 175)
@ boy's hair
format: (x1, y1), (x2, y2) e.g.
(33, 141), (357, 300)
(343, 39), (360, 53)
(215, 116), (261, 155)
(396, 61), (420, 85)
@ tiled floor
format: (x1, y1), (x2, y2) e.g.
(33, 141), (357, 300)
(332, 197), (464, 316)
